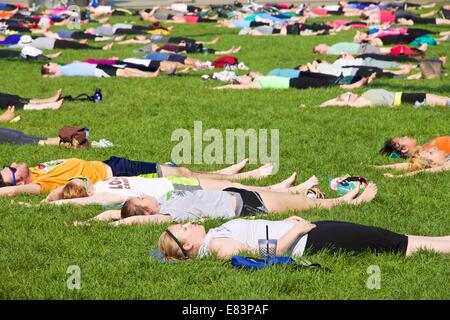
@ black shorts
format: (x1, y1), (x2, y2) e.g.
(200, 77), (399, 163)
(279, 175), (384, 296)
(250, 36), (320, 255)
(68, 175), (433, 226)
(222, 187), (268, 216)
(103, 156), (161, 177)
(96, 64), (119, 77)
(401, 93), (426, 104)
(305, 221), (408, 255)
(0, 93), (28, 109)
(168, 54), (186, 64)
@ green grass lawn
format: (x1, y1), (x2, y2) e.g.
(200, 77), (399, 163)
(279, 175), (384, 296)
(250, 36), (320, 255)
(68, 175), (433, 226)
(0, 12), (449, 299)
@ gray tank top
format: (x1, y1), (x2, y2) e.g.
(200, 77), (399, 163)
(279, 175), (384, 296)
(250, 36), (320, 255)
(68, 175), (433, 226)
(159, 190), (237, 222)
(198, 219), (308, 258)
(361, 89), (395, 106)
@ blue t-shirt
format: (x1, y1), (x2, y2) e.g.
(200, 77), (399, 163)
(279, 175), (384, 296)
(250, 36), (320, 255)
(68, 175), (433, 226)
(59, 62), (98, 76)
(143, 53), (169, 61)
(57, 30), (75, 39)
(0, 34), (21, 45)
(233, 19), (251, 28)
(268, 69), (300, 79)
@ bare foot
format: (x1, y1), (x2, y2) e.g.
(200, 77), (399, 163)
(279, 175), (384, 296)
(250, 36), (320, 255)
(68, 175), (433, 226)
(167, 26), (175, 31)
(418, 43), (428, 52)
(102, 43), (114, 50)
(248, 163), (273, 179)
(341, 183), (361, 202)
(439, 56), (447, 65)
(0, 106), (16, 122)
(232, 46), (241, 53)
(270, 172), (298, 190)
(289, 175), (319, 194)
(47, 51), (62, 59)
(367, 72), (377, 84)
(210, 37), (220, 44)
(215, 159), (249, 174)
(114, 35), (127, 42)
(52, 99), (64, 110)
(79, 39), (88, 44)
(351, 183), (378, 205)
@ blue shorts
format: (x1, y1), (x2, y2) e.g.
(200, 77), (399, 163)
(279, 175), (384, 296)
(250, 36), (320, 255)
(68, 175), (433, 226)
(103, 156), (162, 177)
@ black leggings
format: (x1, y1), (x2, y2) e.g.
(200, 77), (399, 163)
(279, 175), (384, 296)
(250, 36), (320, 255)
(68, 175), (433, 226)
(117, 60), (161, 72)
(0, 127), (44, 144)
(54, 39), (101, 50)
(0, 50), (20, 58)
(289, 76), (336, 89)
(395, 11), (435, 24)
(352, 66), (395, 78)
(357, 53), (419, 62)
(0, 93), (28, 109)
(168, 37), (196, 44)
(305, 221), (408, 255)
(70, 32), (97, 40)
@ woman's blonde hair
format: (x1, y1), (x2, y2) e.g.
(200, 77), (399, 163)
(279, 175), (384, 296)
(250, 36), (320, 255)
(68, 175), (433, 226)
(407, 148), (432, 172)
(62, 182), (89, 199)
(159, 232), (186, 260)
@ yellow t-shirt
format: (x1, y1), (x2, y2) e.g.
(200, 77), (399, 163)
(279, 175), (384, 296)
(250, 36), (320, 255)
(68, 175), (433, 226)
(30, 158), (108, 193)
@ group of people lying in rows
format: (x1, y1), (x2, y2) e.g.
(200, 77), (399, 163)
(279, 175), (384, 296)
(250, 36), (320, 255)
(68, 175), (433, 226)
(0, 155), (448, 260)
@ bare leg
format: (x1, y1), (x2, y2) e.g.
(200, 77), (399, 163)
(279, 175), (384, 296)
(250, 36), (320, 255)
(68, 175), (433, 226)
(29, 88), (62, 104)
(212, 159), (248, 174)
(38, 137), (61, 145)
(406, 236), (450, 255)
(23, 99), (64, 110)
(258, 185), (364, 213)
(116, 68), (160, 78)
(160, 163), (273, 180)
(425, 94), (449, 106)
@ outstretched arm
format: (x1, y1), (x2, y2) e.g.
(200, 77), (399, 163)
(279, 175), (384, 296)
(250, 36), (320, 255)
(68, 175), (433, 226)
(0, 184), (41, 197)
(48, 193), (125, 206)
(372, 163), (409, 170)
(111, 214), (172, 226)
(209, 238), (257, 259)
(44, 186), (65, 202)
(384, 163), (450, 178)
(213, 82), (261, 90)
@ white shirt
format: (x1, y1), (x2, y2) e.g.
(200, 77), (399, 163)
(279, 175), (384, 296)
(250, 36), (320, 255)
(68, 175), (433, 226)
(94, 177), (174, 200)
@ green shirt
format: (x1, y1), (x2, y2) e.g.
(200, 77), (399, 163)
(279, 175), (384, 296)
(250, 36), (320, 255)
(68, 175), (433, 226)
(254, 76), (290, 89)
(327, 42), (360, 55)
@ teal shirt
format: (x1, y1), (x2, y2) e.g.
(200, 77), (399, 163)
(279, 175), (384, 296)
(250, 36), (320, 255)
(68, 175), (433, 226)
(328, 42), (360, 55)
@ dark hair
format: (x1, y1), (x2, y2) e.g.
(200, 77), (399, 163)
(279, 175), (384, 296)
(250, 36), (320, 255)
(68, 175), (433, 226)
(0, 174), (12, 188)
(379, 138), (408, 158)
(41, 64), (51, 75)
(120, 199), (146, 219)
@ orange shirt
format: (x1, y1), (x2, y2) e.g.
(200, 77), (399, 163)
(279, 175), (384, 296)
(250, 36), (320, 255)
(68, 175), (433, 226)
(434, 136), (450, 155)
(30, 158), (108, 193)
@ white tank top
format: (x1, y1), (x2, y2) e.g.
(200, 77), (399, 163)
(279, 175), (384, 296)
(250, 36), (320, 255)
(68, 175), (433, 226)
(198, 219), (308, 258)
(94, 177), (174, 201)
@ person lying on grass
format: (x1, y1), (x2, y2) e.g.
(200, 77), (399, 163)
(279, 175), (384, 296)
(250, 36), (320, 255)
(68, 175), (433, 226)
(353, 28), (450, 46)
(143, 42), (241, 56)
(313, 41), (428, 57)
(380, 135), (450, 158)
(158, 213), (450, 260)
(0, 157), (274, 196)
(114, 34), (220, 47)
(40, 62), (165, 78)
(319, 89), (450, 108)
(84, 182), (377, 226)
(44, 172), (316, 206)
(139, 7), (218, 24)
(9, 35), (114, 51)
(373, 145), (450, 178)
(0, 126), (60, 145)
(0, 88), (64, 112)
(213, 71), (375, 90)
